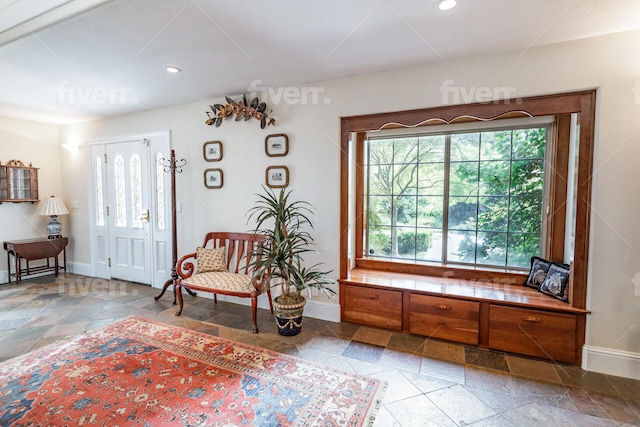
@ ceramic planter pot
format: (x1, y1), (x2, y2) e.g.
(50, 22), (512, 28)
(273, 294), (306, 336)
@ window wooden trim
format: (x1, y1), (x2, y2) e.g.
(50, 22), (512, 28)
(340, 91), (596, 309)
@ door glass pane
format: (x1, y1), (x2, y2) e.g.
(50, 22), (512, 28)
(114, 155), (126, 227)
(130, 154), (143, 229)
(95, 157), (105, 226)
(156, 152), (165, 231)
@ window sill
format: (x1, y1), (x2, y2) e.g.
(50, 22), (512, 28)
(355, 257), (527, 285)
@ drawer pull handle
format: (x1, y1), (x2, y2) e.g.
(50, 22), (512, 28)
(366, 294), (379, 300)
(436, 304), (451, 311)
(522, 316), (542, 324)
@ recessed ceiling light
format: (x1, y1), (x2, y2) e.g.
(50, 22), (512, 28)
(166, 66), (181, 73)
(438, 0), (457, 10)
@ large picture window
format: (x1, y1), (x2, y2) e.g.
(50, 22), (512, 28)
(340, 91), (596, 310)
(366, 125), (549, 269)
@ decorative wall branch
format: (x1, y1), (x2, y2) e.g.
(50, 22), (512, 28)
(205, 95), (275, 129)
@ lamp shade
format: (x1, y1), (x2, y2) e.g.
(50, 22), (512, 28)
(37, 195), (69, 216)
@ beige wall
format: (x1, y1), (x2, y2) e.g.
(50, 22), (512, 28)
(23, 28), (640, 376)
(0, 116), (63, 272)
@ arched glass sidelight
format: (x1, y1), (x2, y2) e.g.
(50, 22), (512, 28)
(156, 152), (166, 230)
(130, 154), (143, 228)
(95, 157), (105, 226)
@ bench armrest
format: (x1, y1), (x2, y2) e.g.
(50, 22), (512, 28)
(250, 269), (272, 294)
(176, 252), (197, 279)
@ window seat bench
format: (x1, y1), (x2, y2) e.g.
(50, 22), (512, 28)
(339, 268), (589, 365)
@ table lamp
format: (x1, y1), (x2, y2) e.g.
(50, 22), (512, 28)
(37, 195), (69, 239)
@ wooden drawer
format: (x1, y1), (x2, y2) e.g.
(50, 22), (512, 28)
(341, 285), (403, 330)
(489, 305), (577, 363)
(409, 294), (480, 345)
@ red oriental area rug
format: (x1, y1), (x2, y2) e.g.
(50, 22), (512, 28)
(0, 316), (386, 426)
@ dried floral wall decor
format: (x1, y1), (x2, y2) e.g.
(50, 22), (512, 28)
(205, 95), (275, 129)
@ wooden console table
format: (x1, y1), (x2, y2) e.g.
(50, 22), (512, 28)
(3, 237), (68, 284)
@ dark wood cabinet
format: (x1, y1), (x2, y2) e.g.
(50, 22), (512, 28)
(488, 305), (578, 364)
(341, 284), (403, 330)
(409, 294), (480, 345)
(340, 268), (589, 365)
(0, 160), (39, 203)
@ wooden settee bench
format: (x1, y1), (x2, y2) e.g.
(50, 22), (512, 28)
(175, 232), (273, 333)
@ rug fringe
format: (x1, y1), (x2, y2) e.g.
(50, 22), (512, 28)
(365, 379), (389, 427)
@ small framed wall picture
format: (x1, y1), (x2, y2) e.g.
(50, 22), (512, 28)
(266, 166), (289, 188)
(204, 168), (223, 189)
(203, 141), (223, 162)
(265, 134), (289, 157)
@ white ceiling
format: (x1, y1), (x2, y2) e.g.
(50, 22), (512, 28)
(1, 0), (640, 124)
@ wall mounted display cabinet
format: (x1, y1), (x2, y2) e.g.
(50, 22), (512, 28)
(0, 160), (39, 203)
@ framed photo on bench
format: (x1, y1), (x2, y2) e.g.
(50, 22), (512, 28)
(265, 134), (288, 157)
(203, 141), (223, 162)
(266, 166), (289, 188)
(204, 168), (223, 189)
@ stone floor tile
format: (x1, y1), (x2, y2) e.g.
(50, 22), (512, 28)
(467, 414), (517, 426)
(555, 364), (620, 396)
(344, 357), (389, 377)
(571, 387), (640, 425)
(4, 325), (53, 343)
(43, 321), (90, 338)
(371, 369), (423, 404)
(427, 384), (497, 425)
(85, 318), (119, 331)
(342, 341), (385, 364)
(422, 338), (466, 363)
(465, 365), (518, 394)
(465, 346), (509, 371)
(465, 385), (531, 413)
(372, 405), (401, 426)
(321, 321), (361, 340)
(387, 333), (427, 354)
(377, 348), (422, 373)
(607, 375), (640, 402)
(401, 370), (455, 394)
(352, 326), (393, 347)
(501, 402), (620, 427)
(385, 394), (457, 427)
(303, 334), (350, 355)
(506, 354), (562, 383)
(420, 357), (465, 385)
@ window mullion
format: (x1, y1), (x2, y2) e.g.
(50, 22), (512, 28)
(475, 134), (481, 265)
(505, 130), (515, 266)
(442, 134), (451, 263)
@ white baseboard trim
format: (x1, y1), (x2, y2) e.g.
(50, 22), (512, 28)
(582, 345), (640, 380)
(214, 294), (341, 323)
(1, 268), (78, 284)
(66, 262), (92, 277)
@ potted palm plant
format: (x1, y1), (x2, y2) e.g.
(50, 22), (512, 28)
(247, 186), (336, 336)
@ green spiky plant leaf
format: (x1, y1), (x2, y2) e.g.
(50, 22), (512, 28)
(247, 186), (336, 301)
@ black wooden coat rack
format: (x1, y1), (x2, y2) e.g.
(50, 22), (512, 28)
(154, 149), (196, 303)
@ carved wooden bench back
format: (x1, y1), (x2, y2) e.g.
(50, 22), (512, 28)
(200, 232), (266, 275)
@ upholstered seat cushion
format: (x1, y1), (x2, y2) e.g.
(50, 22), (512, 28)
(181, 271), (254, 293)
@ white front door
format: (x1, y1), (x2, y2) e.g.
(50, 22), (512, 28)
(89, 132), (171, 287)
(105, 141), (152, 283)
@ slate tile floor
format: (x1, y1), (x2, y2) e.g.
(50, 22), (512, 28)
(1, 273), (639, 426)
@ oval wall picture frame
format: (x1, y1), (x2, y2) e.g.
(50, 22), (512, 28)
(265, 134), (289, 157)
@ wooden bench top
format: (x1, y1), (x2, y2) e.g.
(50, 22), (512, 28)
(341, 267), (589, 315)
